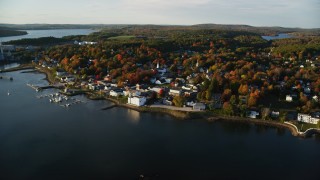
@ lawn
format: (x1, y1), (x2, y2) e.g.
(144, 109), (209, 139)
(108, 35), (136, 40)
(293, 122), (318, 132)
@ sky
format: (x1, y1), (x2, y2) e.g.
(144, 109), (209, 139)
(0, 0), (319, 28)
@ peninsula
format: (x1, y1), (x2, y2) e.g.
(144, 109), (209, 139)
(2, 24), (320, 137)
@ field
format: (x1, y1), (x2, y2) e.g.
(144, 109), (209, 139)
(108, 35), (136, 40)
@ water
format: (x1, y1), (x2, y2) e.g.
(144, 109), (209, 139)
(0, 69), (320, 180)
(261, 33), (292, 41)
(0, 29), (97, 42)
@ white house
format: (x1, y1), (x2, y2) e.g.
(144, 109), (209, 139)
(165, 78), (173, 84)
(128, 96), (146, 106)
(88, 83), (97, 90)
(297, 113), (320, 124)
(246, 111), (260, 119)
(60, 76), (75, 83)
(110, 89), (123, 97)
(193, 103), (206, 111)
(182, 84), (198, 92)
(271, 111), (280, 118)
(124, 90), (141, 97)
(149, 87), (163, 94)
(169, 88), (182, 96)
(286, 95), (293, 102)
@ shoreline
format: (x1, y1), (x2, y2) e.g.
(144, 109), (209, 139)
(3, 64), (320, 138)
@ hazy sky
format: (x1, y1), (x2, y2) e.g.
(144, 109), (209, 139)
(0, 0), (319, 28)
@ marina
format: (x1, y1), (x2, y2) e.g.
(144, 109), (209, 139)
(36, 92), (86, 108)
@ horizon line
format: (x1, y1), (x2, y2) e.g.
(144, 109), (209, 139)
(0, 22), (319, 30)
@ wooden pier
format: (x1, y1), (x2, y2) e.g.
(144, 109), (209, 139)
(27, 83), (63, 91)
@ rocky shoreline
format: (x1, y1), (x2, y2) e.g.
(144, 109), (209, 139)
(3, 64), (320, 138)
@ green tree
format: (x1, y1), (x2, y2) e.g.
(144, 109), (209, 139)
(230, 95), (237, 106)
(173, 96), (186, 107)
(205, 90), (212, 101)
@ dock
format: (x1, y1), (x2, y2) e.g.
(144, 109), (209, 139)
(0, 75), (13, 81)
(27, 83), (63, 91)
(60, 99), (86, 108)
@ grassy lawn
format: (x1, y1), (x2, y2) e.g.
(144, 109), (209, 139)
(108, 36), (136, 40)
(293, 122), (319, 132)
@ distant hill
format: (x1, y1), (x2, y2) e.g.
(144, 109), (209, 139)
(0, 23), (319, 36)
(191, 24), (320, 36)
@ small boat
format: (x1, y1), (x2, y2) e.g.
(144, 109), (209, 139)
(7, 90), (10, 96)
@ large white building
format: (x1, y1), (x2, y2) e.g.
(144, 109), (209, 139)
(128, 96), (147, 106)
(297, 113), (320, 124)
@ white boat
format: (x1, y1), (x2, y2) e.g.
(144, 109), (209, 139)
(7, 90), (10, 96)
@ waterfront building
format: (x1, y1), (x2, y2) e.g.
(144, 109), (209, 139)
(128, 96), (146, 106)
(297, 113), (320, 124)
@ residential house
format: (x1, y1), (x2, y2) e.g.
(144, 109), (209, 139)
(193, 103), (206, 111)
(169, 88), (182, 96)
(271, 111), (280, 118)
(304, 87), (311, 94)
(165, 78), (173, 84)
(109, 89), (123, 97)
(128, 96), (147, 106)
(246, 110), (260, 119)
(286, 95), (293, 102)
(88, 83), (98, 90)
(149, 87), (164, 94)
(186, 101), (196, 107)
(155, 79), (167, 85)
(163, 99), (173, 105)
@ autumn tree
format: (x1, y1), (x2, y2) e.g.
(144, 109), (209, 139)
(223, 102), (234, 115)
(238, 84), (249, 95)
(248, 96), (257, 107)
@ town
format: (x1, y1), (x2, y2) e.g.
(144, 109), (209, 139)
(2, 25), (320, 131)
